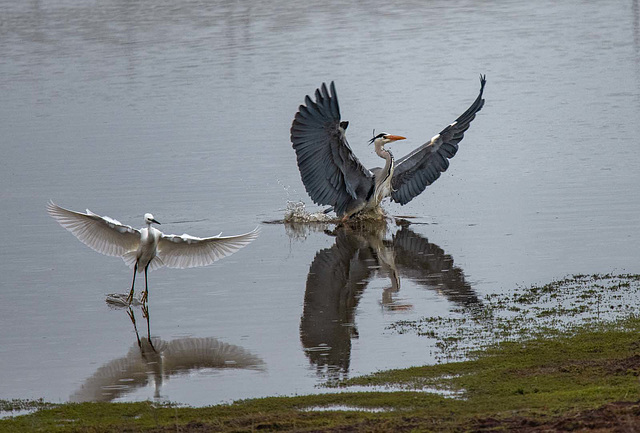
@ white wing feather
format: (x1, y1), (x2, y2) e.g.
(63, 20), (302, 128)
(47, 201), (141, 258)
(157, 226), (260, 269)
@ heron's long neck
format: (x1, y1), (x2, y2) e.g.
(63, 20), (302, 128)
(375, 142), (394, 187)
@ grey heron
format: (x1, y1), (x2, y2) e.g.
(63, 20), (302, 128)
(47, 201), (259, 304)
(290, 76), (486, 221)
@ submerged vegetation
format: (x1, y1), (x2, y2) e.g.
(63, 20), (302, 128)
(389, 273), (640, 361)
(0, 399), (53, 413)
(3, 274), (640, 431)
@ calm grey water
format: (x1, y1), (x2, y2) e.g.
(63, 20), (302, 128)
(1, 0), (639, 406)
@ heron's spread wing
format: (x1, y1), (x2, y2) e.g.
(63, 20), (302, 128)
(47, 201), (140, 257)
(157, 226), (259, 269)
(290, 82), (374, 216)
(391, 75), (486, 205)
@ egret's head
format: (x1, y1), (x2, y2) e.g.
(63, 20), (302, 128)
(144, 213), (161, 225)
(368, 132), (406, 146)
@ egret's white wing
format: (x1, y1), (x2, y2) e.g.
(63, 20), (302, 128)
(157, 226), (259, 269)
(47, 201), (141, 258)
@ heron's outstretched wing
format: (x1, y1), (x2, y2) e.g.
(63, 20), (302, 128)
(157, 226), (259, 269)
(290, 82), (374, 217)
(47, 201), (140, 257)
(391, 75), (486, 205)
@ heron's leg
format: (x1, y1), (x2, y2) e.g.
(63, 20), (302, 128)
(126, 263), (138, 304)
(141, 264), (150, 304)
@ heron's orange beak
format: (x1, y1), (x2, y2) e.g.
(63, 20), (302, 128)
(386, 135), (406, 142)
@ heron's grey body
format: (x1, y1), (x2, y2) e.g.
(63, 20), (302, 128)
(290, 76), (486, 220)
(47, 202), (259, 304)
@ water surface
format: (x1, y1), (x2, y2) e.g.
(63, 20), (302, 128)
(1, 0), (639, 405)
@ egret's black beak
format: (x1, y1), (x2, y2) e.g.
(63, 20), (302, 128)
(152, 219), (161, 225)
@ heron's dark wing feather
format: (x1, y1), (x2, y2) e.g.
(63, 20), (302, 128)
(291, 82), (374, 217)
(391, 75), (486, 205)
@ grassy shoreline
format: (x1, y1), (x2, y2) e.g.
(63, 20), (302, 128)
(4, 274), (640, 432)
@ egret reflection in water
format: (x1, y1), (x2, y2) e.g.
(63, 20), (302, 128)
(298, 221), (480, 380)
(70, 304), (264, 403)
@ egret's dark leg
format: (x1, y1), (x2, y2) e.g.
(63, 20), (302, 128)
(126, 263), (138, 304)
(141, 264), (150, 304)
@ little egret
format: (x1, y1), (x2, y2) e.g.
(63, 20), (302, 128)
(290, 76), (486, 221)
(47, 201), (260, 304)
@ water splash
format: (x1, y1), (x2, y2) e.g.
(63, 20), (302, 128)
(283, 201), (336, 223)
(105, 293), (143, 308)
(283, 200), (393, 223)
(280, 201), (335, 240)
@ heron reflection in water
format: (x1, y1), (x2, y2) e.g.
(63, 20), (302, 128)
(70, 304), (264, 403)
(298, 221), (480, 380)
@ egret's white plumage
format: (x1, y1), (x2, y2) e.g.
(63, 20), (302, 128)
(47, 201), (260, 303)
